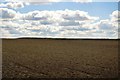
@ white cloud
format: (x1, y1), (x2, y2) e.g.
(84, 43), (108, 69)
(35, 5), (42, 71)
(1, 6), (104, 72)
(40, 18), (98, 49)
(18, 9), (98, 25)
(4, 0), (92, 2)
(1, 28), (12, 38)
(72, 0), (92, 2)
(98, 19), (116, 30)
(59, 21), (80, 26)
(92, 0), (119, 2)
(0, 8), (16, 19)
(0, 2), (29, 9)
(2, 0), (119, 3)
(110, 10), (120, 23)
(0, 8), (118, 39)
(62, 9), (99, 21)
(6, 2), (24, 9)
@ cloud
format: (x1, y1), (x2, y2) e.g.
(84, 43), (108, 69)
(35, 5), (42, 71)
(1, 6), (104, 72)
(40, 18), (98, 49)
(98, 19), (116, 30)
(2, 0), (119, 3)
(110, 10), (119, 39)
(110, 10), (119, 31)
(0, 8), (16, 19)
(0, 26), (23, 38)
(93, 11), (119, 39)
(62, 9), (99, 21)
(72, 0), (92, 2)
(19, 9), (99, 24)
(0, 2), (29, 9)
(4, 0), (92, 2)
(59, 21), (80, 26)
(92, 0), (119, 2)
(110, 10), (120, 23)
(0, 9), (97, 26)
(0, 8), (118, 39)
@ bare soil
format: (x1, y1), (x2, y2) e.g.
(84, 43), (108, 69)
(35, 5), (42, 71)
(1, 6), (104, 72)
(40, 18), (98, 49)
(2, 39), (119, 78)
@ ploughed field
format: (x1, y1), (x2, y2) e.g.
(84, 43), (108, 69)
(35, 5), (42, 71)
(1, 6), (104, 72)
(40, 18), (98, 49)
(2, 39), (118, 78)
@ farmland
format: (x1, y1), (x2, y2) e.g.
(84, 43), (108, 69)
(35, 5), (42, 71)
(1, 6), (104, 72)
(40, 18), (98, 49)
(2, 39), (118, 78)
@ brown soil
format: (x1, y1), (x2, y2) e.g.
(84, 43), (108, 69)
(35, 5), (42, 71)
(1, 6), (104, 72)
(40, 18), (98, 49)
(2, 39), (119, 78)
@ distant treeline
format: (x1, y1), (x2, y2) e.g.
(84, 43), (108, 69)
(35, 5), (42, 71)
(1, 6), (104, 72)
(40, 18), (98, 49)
(1, 37), (119, 41)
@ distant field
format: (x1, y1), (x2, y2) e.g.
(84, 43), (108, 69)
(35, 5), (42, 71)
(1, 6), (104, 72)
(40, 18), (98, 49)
(2, 39), (119, 78)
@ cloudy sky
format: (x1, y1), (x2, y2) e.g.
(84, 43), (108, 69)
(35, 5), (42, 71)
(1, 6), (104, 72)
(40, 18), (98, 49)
(0, 0), (119, 39)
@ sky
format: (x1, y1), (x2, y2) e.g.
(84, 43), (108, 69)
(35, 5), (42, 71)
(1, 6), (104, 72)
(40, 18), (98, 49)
(18, 2), (118, 19)
(0, 0), (119, 39)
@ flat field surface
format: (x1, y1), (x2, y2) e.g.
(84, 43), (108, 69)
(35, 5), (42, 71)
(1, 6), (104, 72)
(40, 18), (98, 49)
(2, 39), (118, 78)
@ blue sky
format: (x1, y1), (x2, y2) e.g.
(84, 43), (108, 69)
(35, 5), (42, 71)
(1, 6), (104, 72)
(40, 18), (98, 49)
(17, 2), (118, 19)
